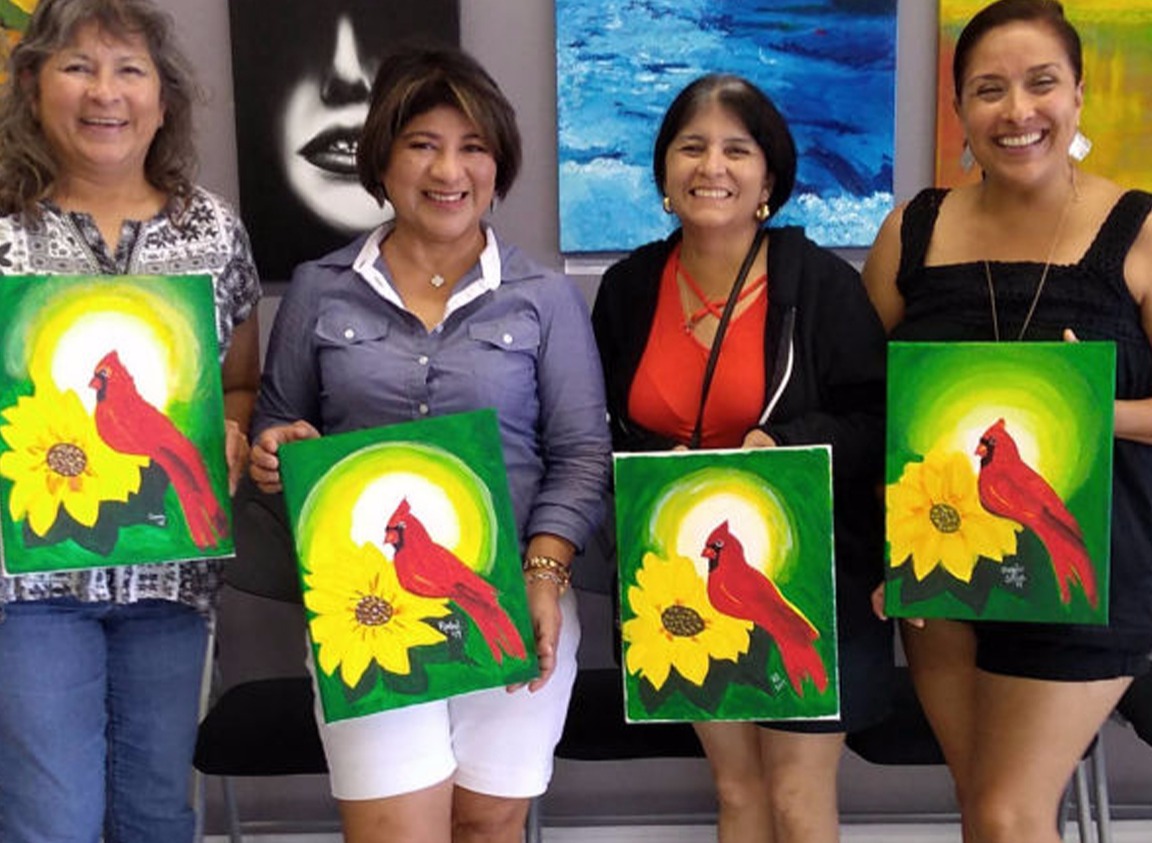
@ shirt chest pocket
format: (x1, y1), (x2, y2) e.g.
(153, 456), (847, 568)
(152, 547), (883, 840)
(314, 307), (393, 401)
(315, 308), (391, 347)
(466, 315), (541, 408)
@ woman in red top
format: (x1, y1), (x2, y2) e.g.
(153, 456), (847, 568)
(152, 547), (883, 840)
(593, 74), (893, 843)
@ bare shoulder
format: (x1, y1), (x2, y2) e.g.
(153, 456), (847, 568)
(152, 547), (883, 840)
(861, 202), (909, 332)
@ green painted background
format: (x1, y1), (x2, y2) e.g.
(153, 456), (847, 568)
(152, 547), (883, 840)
(885, 342), (1115, 623)
(280, 410), (537, 722)
(615, 446), (838, 723)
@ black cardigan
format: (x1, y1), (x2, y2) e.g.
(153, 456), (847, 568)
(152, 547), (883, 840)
(592, 226), (889, 595)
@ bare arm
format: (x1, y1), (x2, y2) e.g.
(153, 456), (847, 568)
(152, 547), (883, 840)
(861, 204), (907, 334)
(221, 314), (261, 493)
(519, 532), (577, 693)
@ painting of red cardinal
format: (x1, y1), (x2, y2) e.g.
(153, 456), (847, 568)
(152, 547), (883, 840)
(385, 498), (527, 664)
(702, 521), (828, 695)
(976, 418), (1097, 607)
(90, 350), (228, 549)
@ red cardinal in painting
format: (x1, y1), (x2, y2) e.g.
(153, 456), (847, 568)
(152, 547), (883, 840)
(90, 350), (227, 549)
(976, 418), (1097, 607)
(702, 521), (828, 695)
(384, 498), (526, 663)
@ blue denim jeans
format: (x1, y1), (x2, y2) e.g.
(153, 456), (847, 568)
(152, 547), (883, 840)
(0, 598), (208, 843)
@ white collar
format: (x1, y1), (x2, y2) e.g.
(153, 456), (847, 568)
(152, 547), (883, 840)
(353, 224), (503, 324)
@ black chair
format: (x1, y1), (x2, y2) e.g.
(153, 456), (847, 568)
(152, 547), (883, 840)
(193, 479), (332, 842)
(845, 666), (945, 767)
(526, 666), (707, 843)
(526, 515), (709, 843)
(1117, 668), (1152, 748)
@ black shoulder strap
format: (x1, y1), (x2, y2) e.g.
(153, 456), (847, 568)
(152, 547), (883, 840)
(896, 188), (948, 293)
(689, 227), (768, 449)
(1081, 190), (1152, 277)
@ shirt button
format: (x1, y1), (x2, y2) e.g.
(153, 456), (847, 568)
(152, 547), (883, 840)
(502, 333), (513, 345)
(418, 403), (430, 415)
(417, 355), (429, 366)
(343, 328), (355, 340)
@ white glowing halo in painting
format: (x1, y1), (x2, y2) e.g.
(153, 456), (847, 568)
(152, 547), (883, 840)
(351, 471), (462, 559)
(676, 491), (778, 578)
(49, 313), (171, 414)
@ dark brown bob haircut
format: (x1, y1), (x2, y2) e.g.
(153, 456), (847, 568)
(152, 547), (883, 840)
(953, 0), (1082, 100)
(357, 44), (521, 205)
(0, 0), (200, 216)
(652, 73), (797, 217)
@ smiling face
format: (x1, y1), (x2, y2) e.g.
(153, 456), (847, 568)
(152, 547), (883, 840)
(955, 20), (1082, 190)
(34, 23), (164, 187)
(381, 104), (496, 250)
(662, 99), (772, 237)
(280, 13), (390, 232)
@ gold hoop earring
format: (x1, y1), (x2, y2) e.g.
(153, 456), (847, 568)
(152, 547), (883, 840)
(754, 202), (771, 223)
(662, 196), (673, 214)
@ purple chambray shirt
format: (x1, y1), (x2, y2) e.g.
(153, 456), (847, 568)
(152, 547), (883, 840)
(253, 223), (611, 550)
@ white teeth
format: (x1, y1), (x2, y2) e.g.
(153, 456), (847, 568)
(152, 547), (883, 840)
(427, 191), (465, 202)
(692, 188), (730, 199)
(82, 118), (125, 126)
(998, 132), (1042, 148)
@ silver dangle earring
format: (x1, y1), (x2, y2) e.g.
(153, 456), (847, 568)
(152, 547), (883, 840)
(662, 196), (673, 214)
(754, 202), (771, 223)
(1068, 129), (1092, 162)
(959, 142), (976, 173)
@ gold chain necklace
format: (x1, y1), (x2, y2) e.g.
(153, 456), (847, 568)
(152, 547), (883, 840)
(983, 176), (1077, 341)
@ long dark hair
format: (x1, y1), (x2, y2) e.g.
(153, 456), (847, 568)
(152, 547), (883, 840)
(652, 73), (796, 217)
(953, 0), (1082, 100)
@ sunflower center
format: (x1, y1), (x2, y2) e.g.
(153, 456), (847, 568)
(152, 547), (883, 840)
(354, 595), (394, 627)
(46, 442), (87, 478)
(929, 502), (962, 534)
(661, 604), (706, 637)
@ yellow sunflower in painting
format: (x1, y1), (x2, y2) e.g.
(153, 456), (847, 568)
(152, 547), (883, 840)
(0, 387), (145, 536)
(888, 448), (1019, 583)
(305, 542), (452, 687)
(623, 551), (751, 691)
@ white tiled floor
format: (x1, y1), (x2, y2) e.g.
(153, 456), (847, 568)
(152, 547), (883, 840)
(205, 821), (1152, 843)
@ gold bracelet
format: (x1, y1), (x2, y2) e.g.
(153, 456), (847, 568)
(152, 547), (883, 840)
(524, 569), (569, 594)
(523, 555), (570, 575)
(522, 556), (571, 591)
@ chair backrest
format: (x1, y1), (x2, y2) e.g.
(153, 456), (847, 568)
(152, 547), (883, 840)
(557, 668), (703, 761)
(226, 476), (303, 604)
(1117, 669), (1152, 747)
(845, 667), (946, 765)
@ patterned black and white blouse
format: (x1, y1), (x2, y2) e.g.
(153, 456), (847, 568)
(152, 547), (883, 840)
(0, 186), (261, 615)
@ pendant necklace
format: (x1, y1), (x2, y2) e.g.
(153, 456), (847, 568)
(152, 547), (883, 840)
(983, 176), (1076, 341)
(676, 249), (767, 334)
(430, 274), (446, 288)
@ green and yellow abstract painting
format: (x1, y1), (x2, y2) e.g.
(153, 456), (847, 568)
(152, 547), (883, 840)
(1, 1), (38, 87)
(936, 0), (1152, 189)
(0, 275), (231, 574)
(885, 342), (1115, 623)
(279, 410), (537, 723)
(614, 447), (838, 723)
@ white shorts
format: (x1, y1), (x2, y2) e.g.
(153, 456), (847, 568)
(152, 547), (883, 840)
(310, 589), (580, 800)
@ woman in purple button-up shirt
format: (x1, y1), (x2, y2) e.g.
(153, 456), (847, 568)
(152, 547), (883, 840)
(250, 45), (611, 843)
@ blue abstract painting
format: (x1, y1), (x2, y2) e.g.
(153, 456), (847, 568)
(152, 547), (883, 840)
(556, 0), (897, 253)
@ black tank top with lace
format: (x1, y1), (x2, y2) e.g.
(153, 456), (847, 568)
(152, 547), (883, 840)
(893, 188), (1152, 645)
